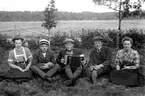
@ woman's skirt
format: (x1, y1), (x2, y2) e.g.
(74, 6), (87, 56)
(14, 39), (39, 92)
(0, 68), (32, 80)
(110, 69), (144, 86)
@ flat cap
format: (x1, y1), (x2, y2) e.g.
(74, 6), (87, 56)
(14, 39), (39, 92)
(12, 35), (24, 42)
(63, 38), (75, 44)
(92, 36), (104, 42)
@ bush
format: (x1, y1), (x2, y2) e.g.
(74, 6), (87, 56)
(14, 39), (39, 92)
(120, 29), (145, 49)
(80, 28), (145, 49)
(0, 28), (145, 50)
(51, 32), (67, 48)
(27, 39), (39, 50)
(51, 32), (81, 48)
(0, 34), (13, 50)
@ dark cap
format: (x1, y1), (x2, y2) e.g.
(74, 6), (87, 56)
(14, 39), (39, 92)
(121, 36), (133, 44)
(92, 36), (104, 42)
(63, 38), (75, 44)
(12, 35), (24, 42)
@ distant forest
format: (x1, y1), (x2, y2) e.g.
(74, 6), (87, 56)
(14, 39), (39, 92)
(0, 11), (145, 21)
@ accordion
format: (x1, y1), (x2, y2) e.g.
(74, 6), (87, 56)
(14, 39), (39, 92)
(64, 54), (84, 68)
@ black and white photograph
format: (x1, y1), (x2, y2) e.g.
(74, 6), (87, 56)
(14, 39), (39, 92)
(0, 0), (145, 96)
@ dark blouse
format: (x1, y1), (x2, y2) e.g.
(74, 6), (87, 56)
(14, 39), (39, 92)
(88, 46), (111, 67)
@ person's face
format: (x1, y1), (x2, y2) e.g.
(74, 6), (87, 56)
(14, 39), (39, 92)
(123, 40), (132, 50)
(94, 40), (103, 49)
(40, 44), (49, 52)
(65, 42), (74, 51)
(14, 39), (23, 48)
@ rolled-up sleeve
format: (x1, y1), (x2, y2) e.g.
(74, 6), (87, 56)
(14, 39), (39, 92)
(133, 51), (140, 67)
(8, 50), (14, 64)
(115, 50), (122, 65)
(25, 47), (32, 59)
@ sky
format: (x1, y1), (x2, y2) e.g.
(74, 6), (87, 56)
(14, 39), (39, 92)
(0, 0), (144, 13)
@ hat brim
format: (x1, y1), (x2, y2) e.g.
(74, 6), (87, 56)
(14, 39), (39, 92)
(39, 42), (49, 46)
(64, 41), (74, 44)
(12, 38), (24, 42)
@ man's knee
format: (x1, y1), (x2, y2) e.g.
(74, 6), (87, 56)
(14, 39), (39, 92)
(54, 64), (61, 70)
(82, 67), (91, 77)
(77, 67), (82, 71)
(92, 70), (98, 77)
(31, 65), (40, 71)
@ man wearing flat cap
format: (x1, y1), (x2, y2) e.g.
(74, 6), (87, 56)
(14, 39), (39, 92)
(84, 36), (111, 84)
(56, 38), (86, 86)
(31, 39), (60, 82)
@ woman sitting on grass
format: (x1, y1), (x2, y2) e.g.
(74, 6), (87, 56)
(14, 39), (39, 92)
(0, 35), (33, 83)
(110, 36), (145, 86)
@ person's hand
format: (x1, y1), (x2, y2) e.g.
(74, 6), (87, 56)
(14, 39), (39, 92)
(18, 67), (24, 72)
(116, 65), (120, 70)
(23, 67), (30, 72)
(90, 66), (95, 71)
(81, 59), (87, 65)
(94, 64), (104, 70)
(122, 66), (132, 70)
(40, 64), (49, 69)
(45, 62), (54, 67)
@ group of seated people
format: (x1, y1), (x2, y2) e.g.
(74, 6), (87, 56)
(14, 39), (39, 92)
(0, 35), (144, 87)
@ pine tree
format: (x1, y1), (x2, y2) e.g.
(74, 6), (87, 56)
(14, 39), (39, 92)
(42, 0), (57, 39)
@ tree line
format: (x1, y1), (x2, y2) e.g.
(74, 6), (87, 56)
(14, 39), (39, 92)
(0, 11), (145, 21)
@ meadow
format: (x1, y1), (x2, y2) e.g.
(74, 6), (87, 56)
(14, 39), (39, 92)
(0, 20), (145, 36)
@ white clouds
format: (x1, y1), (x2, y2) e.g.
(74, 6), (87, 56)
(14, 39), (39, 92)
(0, 0), (144, 12)
(55, 0), (114, 12)
(0, 0), (49, 11)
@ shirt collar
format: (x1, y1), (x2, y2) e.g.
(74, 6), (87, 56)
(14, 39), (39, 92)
(95, 46), (102, 52)
(15, 46), (23, 51)
(123, 48), (132, 54)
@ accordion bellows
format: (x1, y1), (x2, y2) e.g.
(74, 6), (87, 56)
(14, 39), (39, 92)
(65, 55), (84, 68)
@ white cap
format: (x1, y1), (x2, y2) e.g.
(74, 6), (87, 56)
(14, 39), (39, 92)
(39, 39), (50, 45)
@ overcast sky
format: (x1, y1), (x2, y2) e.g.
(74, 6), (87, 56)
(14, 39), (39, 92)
(0, 0), (144, 12)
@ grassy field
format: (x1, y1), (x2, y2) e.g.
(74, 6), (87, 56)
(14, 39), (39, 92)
(0, 48), (145, 96)
(0, 20), (145, 36)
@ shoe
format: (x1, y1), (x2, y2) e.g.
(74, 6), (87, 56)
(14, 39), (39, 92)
(43, 76), (52, 83)
(63, 79), (72, 86)
(51, 75), (61, 82)
(45, 77), (52, 83)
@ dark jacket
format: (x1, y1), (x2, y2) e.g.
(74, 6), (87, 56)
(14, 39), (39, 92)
(88, 46), (111, 67)
(32, 49), (56, 67)
(56, 48), (83, 68)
